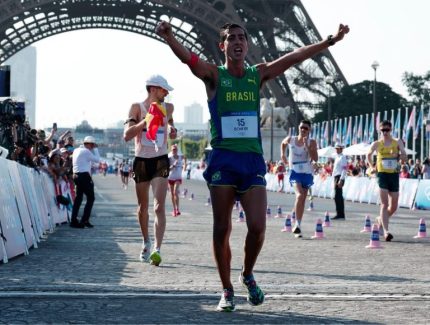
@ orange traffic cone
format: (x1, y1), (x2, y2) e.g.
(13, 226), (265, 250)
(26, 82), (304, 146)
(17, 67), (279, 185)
(360, 215), (372, 233)
(311, 219), (325, 239)
(366, 224), (383, 249)
(281, 215), (292, 232)
(414, 218), (427, 238)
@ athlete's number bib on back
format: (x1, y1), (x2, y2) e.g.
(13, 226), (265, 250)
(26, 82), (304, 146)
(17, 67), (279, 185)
(141, 130), (165, 147)
(221, 111), (258, 138)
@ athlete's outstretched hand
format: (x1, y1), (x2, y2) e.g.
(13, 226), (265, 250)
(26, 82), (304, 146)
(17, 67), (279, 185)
(155, 21), (173, 40)
(333, 24), (350, 43)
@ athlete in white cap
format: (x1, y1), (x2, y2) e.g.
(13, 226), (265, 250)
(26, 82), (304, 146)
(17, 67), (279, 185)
(124, 74), (177, 266)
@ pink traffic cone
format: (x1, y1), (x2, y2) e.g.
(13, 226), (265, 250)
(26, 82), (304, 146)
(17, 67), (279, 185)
(234, 200), (239, 210)
(323, 212), (331, 227)
(360, 215), (372, 233)
(266, 206), (272, 218)
(275, 205), (283, 218)
(311, 219), (325, 239)
(291, 211), (296, 224)
(366, 224), (383, 249)
(205, 197), (211, 206)
(281, 215), (292, 232)
(189, 193), (194, 200)
(307, 200), (314, 211)
(236, 210), (245, 223)
(414, 218), (427, 238)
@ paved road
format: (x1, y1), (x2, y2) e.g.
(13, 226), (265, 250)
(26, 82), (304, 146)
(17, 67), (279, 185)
(0, 174), (429, 324)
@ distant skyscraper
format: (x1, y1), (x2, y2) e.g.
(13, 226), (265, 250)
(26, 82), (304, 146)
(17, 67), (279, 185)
(184, 102), (203, 124)
(4, 46), (37, 127)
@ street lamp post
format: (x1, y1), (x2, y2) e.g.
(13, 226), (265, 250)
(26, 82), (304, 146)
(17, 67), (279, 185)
(269, 97), (276, 162)
(325, 76), (334, 146)
(371, 60), (379, 141)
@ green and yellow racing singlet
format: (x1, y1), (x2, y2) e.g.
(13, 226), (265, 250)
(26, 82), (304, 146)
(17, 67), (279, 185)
(208, 65), (262, 154)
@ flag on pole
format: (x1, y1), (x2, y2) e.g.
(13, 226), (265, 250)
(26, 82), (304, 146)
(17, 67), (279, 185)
(383, 110), (388, 121)
(332, 119), (337, 144)
(352, 115), (358, 144)
(342, 117), (347, 143)
(390, 110), (394, 128)
(345, 116), (352, 145)
(357, 115), (363, 143)
(402, 108), (409, 142)
(405, 106), (416, 141)
(376, 111), (380, 129)
(414, 106), (423, 139)
(369, 113), (374, 141)
(337, 118), (342, 143)
(363, 114), (369, 143)
(393, 109), (400, 138)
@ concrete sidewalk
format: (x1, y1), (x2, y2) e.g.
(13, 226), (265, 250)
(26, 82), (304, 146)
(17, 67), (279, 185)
(0, 174), (429, 324)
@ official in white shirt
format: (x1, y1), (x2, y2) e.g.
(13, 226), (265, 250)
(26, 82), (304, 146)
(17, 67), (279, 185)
(70, 136), (100, 228)
(332, 143), (348, 220)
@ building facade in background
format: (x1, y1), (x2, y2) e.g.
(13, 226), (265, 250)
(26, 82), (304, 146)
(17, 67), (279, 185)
(4, 46), (37, 127)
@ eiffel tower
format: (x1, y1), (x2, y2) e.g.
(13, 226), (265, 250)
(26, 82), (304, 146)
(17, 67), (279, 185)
(0, 0), (347, 128)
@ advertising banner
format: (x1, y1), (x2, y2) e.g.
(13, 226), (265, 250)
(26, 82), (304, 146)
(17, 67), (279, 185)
(0, 158), (28, 260)
(7, 160), (35, 249)
(414, 180), (430, 209)
(398, 178), (419, 208)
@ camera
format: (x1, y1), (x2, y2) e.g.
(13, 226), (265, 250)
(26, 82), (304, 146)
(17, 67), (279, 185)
(0, 98), (33, 162)
(0, 98), (25, 124)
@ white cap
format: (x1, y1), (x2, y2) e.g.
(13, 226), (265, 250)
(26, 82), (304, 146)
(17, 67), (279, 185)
(83, 136), (96, 144)
(334, 142), (345, 149)
(146, 74), (174, 91)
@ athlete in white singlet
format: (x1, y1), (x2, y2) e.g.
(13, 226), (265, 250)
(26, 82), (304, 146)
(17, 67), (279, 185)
(123, 74), (177, 266)
(281, 120), (318, 237)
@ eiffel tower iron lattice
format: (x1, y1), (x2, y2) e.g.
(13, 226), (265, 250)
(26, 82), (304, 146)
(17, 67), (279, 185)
(0, 0), (347, 129)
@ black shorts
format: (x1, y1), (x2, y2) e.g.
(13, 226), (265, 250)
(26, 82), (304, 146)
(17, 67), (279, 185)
(133, 155), (169, 183)
(377, 172), (399, 192)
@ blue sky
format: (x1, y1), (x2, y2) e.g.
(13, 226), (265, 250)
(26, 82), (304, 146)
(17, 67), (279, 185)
(32, 0), (430, 129)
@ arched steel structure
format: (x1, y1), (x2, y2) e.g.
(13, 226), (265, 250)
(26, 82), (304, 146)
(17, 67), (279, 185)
(0, 0), (348, 128)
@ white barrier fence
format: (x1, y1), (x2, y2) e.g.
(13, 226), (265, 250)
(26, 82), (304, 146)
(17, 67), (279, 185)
(265, 173), (430, 209)
(189, 168), (430, 210)
(0, 157), (70, 263)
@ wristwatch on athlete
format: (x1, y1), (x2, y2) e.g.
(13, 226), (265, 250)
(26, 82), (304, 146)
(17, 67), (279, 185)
(327, 35), (335, 46)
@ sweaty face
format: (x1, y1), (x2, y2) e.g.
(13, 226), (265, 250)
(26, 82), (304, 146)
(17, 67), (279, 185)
(152, 86), (168, 102)
(299, 123), (310, 136)
(220, 27), (248, 61)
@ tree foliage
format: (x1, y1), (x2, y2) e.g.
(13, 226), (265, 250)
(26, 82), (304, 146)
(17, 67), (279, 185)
(402, 71), (430, 107)
(169, 137), (208, 159)
(312, 81), (407, 122)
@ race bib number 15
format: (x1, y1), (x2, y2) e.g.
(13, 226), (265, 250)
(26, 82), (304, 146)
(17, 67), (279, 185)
(221, 111), (258, 138)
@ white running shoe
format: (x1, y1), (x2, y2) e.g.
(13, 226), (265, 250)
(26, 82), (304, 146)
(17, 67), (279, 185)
(140, 240), (152, 262)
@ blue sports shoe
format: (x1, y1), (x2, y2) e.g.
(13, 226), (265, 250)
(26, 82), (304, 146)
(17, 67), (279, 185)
(239, 272), (265, 306)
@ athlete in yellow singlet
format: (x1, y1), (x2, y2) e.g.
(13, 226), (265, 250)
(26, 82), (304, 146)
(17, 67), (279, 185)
(367, 120), (407, 241)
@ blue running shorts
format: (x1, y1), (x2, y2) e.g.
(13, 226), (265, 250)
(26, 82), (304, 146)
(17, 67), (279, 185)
(203, 148), (267, 194)
(289, 170), (314, 189)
